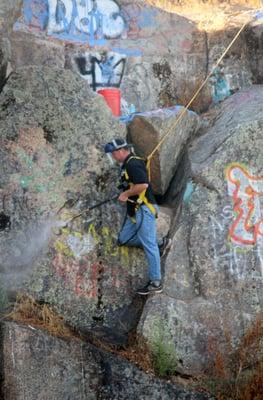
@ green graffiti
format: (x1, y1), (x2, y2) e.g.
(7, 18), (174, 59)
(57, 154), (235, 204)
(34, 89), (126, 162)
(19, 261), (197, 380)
(34, 183), (47, 193)
(20, 175), (33, 189)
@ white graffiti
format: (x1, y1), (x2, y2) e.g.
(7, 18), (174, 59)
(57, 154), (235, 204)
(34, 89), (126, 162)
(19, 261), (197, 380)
(47, 0), (125, 39)
(67, 233), (95, 259)
(75, 51), (126, 89)
(210, 205), (263, 280)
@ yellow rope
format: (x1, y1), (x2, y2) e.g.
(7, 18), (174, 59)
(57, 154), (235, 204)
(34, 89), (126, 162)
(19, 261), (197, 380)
(146, 20), (249, 178)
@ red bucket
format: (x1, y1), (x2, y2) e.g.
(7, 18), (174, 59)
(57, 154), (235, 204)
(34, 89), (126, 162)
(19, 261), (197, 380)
(97, 88), (121, 117)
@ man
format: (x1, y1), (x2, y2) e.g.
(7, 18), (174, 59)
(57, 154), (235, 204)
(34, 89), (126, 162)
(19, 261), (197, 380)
(104, 138), (163, 295)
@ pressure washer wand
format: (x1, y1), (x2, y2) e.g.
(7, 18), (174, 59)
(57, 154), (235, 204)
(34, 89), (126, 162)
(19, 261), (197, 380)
(56, 198), (80, 215)
(58, 195), (138, 228)
(66, 194), (119, 224)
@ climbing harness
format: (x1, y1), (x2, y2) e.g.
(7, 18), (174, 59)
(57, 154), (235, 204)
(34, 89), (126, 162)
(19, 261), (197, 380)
(117, 155), (158, 245)
(144, 20), (249, 182)
(123, 155), (158, 217)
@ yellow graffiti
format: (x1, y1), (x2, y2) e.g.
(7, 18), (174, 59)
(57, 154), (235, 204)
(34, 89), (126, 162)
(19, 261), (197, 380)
(55, 221), (134, 266)
(88, 223), (100, 243)
(74, 231), (82, 239)
(101, 226), (132, 263)
(120, 245), (130, 264)
(54, 240), (73, 257)
(61, 227), (70, 235)
(101, 226), (118, 257)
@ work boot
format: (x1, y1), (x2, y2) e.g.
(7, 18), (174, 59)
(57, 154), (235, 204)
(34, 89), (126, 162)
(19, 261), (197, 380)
(159, 237), (172, 257)
(136, 280), (163, 295)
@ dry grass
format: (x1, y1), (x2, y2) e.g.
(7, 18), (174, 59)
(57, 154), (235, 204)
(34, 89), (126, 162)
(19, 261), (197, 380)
(7, 295), (155, 374)
(201, 312), (263, 399)
(8, 294), (75, 339)
(119, 331), (155, 375)
(8, 295), (263, 398)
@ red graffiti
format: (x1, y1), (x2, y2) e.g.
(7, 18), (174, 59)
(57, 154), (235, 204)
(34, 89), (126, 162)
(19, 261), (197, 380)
(75, 262), (99, 299)
(52, 253), (127, 300)
(226, 164), (263, 246)
(52, 253), (98, 299)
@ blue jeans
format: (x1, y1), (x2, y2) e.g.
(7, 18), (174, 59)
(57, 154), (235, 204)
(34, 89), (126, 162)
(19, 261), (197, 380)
(118, 205), (161, 282)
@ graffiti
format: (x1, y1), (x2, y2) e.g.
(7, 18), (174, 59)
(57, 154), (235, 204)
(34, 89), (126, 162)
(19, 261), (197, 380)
(18, 1), (148, 55)
(67, 232), (96, 258)
(122, 62), (152, 111)
(210, 206), (253, 279)
(210, 68), (231, 103)
(3, 127), (68, 209)
(121, 104), (196, 124)
(52, 252), (99, 298)
(226, 163), (263, 246)
(22, 0), (49, 29)
(75, 51), (126, 90)
(55, 223), (130, 263)
(52, 221), (140, 299)
(21, 0), (126, 45)
(208, 164), (263, 279)
(183, 181), (195, 203)
(120, 3), (157, 39)
(53, 252), (132, 300)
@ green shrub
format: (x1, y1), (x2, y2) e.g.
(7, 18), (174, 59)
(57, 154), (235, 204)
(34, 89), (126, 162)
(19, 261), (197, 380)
(150, 319), (178, 377)
(152, 339), (178, 377)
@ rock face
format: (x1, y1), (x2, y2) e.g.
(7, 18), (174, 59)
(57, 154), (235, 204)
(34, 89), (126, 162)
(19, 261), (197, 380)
(127, 106), (200, 195)
(147, 0), (262, 29)
(138, 86), (263, 375)
(0, 65), (151, 342)
(0, 0), (22, 89)
(244, 22), (263, 85)
(6, 0), (263, 114)
(0, 0), (263, 387)
(1, 320), (213, 400)
(11, 0), (209, 111)
(0, 0), (22, 37)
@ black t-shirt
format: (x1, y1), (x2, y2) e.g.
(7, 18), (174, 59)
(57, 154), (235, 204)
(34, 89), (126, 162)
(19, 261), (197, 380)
(120, 154), (156, 216)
